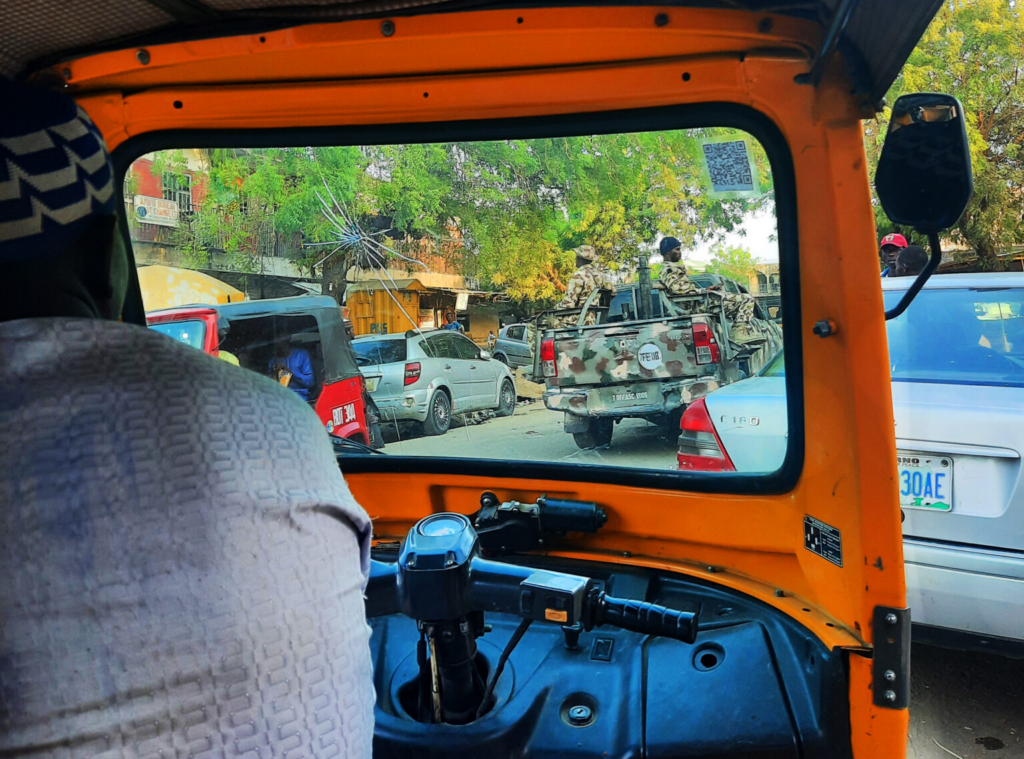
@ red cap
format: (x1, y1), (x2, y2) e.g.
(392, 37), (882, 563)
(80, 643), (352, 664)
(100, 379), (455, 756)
(880, 233), (908, 249)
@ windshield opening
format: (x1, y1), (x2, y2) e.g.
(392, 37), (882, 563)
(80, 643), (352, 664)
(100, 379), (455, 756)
(128, 118), (791, 481)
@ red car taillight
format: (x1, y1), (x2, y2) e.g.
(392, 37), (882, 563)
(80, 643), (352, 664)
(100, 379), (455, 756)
(540, 338), (557, 377)
(677, 397), (735, 472)
(404, 362), (422, 386)
(692, 323), (721, 365)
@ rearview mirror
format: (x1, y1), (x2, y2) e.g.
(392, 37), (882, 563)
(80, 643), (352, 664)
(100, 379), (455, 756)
(480, 350), (492, 360)
(875, 93), (973, 235)
(875, 93), (974, 320)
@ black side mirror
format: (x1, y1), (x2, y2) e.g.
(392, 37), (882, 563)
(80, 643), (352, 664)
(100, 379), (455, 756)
(875, 93), (974, 319)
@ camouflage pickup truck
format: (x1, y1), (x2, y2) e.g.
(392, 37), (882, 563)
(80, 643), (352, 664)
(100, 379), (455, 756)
(537, 277), (781, 449)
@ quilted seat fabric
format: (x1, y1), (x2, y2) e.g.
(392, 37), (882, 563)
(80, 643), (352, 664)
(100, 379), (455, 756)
(0, 317), (374, 758)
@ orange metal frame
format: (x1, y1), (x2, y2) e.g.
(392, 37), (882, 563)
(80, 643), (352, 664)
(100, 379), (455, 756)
(58, 8), (908, 754)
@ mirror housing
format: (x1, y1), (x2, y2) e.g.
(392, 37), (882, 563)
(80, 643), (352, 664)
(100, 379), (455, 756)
(480, 350), (492, 360)
(875, 93), (973, 235)
(876, 93), (975, 320)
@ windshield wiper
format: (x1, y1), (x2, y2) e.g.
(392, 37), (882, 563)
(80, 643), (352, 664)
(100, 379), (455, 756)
(330, 434), (386, 456)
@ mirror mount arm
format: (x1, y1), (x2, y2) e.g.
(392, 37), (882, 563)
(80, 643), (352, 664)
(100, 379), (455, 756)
(883, 231), (942, 321)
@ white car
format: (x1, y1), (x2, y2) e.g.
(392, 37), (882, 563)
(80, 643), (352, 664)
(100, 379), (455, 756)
(677, 273), (1024, 651)
(352, 330), (516, 436)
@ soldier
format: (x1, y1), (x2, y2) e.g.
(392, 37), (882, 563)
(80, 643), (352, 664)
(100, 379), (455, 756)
(553, 245), (616, 326)
(658, 237), (763, 345)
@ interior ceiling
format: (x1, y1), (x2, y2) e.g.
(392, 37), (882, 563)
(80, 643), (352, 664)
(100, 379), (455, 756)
(1, 0), (943, 104)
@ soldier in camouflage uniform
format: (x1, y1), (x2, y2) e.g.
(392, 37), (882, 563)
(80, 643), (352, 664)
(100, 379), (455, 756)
(552, 245), (616, 327)
(658, 237), (762, 345)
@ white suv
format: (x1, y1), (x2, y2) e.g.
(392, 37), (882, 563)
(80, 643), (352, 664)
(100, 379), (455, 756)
(353, 330), (516, 436)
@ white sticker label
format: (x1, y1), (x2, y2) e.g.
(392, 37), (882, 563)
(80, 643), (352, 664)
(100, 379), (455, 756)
(701, 139), (759, 196)
(637, 343), (663, 370)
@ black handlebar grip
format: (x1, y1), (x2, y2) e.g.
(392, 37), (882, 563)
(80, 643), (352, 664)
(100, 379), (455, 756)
(598, 595), (699, 643)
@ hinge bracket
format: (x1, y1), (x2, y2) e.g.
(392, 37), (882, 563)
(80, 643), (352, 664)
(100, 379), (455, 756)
(871, 605), (911, 708)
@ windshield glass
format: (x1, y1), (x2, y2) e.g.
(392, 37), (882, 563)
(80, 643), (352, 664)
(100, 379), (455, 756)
(150, 319), (206, 349)
(760, 351), (785, 377)
(884, 288), (1024, 387)
(131, 126), (786, 473)
(353, 339), (408, 365)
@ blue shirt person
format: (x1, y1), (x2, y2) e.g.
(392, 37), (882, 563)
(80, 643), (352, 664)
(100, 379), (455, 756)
(443, 312), (465, 333)
(269, 341), (315, 400)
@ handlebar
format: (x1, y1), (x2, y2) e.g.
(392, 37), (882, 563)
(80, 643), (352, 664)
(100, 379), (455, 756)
(367, 556), (699, 644)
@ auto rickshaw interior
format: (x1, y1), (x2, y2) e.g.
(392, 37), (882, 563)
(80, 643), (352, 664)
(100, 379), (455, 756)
(2, 1), (975, 756)
(218, 314), (326, 400)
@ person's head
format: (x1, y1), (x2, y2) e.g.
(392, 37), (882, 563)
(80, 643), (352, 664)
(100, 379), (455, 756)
(274, 336), (292, 357)
(0, 78), (129, 323)
(895, 245), (929, 277)
(878, 233), (908, 270)
(575, 245), (597, 268)
(445, 312), (454, 324)
(659, 236), (682, 263)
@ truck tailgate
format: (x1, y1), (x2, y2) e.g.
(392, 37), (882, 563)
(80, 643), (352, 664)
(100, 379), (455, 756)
(554, 320), (699, 386)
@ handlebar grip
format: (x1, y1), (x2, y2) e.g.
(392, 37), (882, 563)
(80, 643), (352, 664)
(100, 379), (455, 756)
(598, 595), (699, 643)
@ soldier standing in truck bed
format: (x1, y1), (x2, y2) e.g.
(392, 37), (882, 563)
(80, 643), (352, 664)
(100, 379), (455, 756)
(553, 245), (616, 327)
(658, 237), (763, 345)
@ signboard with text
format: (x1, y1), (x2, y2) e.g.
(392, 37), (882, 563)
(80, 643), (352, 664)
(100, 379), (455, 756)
(134, 195), (179, 227)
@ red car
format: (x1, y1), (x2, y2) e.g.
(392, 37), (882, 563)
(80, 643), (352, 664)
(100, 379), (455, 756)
(148, 296), (382, 448)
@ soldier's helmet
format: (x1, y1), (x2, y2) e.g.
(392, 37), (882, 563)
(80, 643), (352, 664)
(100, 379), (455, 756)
(575, 245), (597, 262)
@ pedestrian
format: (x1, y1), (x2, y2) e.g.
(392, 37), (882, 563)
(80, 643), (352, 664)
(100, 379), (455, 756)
(554, 245), (617, 326)
(269, 335), (315, 399)
(444, 311), (465, 333)
(879, 232), (908, 276)
(0, 77), (374, 758)
(895, 245), (929, 277)
(658, 237), (763, 345)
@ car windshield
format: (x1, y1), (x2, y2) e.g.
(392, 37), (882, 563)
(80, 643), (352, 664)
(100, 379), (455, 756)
(353, 339), (407, 365)
(131, 125), (787, 474)
(150, 319), (206, 349)
(760, 351), (785, 377)
(884, 287), (1024, 387)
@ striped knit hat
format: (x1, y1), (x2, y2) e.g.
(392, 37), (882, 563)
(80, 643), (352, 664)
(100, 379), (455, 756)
(0, 77), (116, 261)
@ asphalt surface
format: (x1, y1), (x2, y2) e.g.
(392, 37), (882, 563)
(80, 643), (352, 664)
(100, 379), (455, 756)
(380, 404), (1024, 757)
(379, 399), (681, 468)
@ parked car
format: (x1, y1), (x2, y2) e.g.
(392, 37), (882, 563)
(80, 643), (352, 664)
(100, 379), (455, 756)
(147, 296), (384, 448)
(677, 273), (1024, 650)
(492, 323), (534, 369)
(352, 329), (517, 436)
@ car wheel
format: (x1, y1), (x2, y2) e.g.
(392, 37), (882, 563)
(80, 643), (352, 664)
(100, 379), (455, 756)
(496, 378), (516, 418)
(422, 390), (452, 436)
(572, 417), (614, 449)
(494, 353), (509, 366)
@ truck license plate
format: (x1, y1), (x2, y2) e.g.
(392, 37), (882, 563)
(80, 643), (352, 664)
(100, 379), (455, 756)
(612, 391), (648, 402)
(897, 452), (953, 511)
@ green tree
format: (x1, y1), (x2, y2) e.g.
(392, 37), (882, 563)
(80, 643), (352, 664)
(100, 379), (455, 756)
(866, 0), (1024, 269)
(706, 245), (756, 285)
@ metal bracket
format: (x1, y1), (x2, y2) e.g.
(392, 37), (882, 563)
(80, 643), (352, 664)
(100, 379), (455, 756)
(872, 605), (911, 708)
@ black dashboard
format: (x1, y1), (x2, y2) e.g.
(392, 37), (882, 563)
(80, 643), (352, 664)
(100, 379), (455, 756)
(368, 553), (852, 759)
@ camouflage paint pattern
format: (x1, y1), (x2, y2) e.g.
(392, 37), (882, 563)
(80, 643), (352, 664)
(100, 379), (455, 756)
(551, 320), (701, 387)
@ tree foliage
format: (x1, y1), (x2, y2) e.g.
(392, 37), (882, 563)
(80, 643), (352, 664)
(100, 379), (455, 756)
(866, 0), (1024, 269)
(705, 245), (756, 284)
(154, 128), (774, 304)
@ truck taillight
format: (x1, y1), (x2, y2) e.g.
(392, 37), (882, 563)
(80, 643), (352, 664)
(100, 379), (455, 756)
(677, 398), (735, 472)
(541, 338), (557, 377)
(692, 323), (721, 365)
(404, 362), (422, 385)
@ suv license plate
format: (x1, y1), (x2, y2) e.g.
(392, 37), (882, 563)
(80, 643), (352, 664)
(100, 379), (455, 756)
(897, 452), (953, 511)
(366, 377), (380, 392)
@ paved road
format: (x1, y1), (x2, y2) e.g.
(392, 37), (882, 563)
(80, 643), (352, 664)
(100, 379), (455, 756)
(380, 405), (1024, 758)
(379, 400), (681, 469)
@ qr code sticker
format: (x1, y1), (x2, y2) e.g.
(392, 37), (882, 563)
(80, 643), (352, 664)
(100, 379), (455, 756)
(702, 140), (756, 194)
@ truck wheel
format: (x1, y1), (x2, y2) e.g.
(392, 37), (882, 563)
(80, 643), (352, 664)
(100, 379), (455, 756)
(496, 378), (516, 417)
(422, 390), (452, 436)
(572, 417), (614, 449)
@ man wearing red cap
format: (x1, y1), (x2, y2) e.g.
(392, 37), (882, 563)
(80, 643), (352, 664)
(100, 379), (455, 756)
(879, 232), (908, 277)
